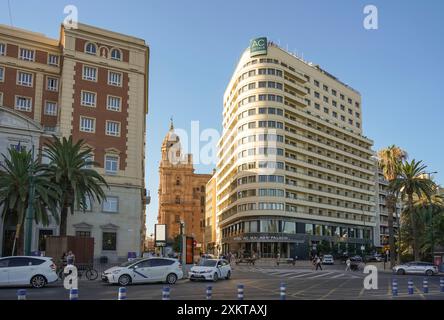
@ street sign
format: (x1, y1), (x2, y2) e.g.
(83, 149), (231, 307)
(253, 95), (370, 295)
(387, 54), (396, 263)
(154, 224), (167, 248)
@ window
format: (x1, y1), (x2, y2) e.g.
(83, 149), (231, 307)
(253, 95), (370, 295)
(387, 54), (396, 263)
(0, 43), (5, 56)
(15, 96), (32, 111)
(108, 71), (122, 86)
(48, 54), (59, 66)
(106, 121), (120, 137)
(82, 65), (97, 81)
(0, 67), (4, 82)
(107, 96), (121, 111)
(76, 231), (91, 237)
(47, 77), (59, 91)
(44, 101), (57, 116)
(103, 197), (119, 213)
(19, 48), (34, 61)
(81, 91), (96, 107)
(314, 80), (319, 87)
(82, 154), (94, 169)
(105, 155), (119, 174)
(0, 92), (3, 106)
(102, 232), (117, 251)
(110, 49), (121, 61)
(85, 42), (97, 55)
(80, 116), (95, 133)
(17, 71), (33, 87)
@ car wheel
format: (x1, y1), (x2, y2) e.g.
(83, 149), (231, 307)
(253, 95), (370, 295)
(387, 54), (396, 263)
(213, 272), (219, 282)
(397, 269), (405, 275)
(118, 274), (131, 286)
(30, 275), (47, 288)
(225, 271), (231, 280)
(426, 270), (433, 276)
(166, 273), (178, 285)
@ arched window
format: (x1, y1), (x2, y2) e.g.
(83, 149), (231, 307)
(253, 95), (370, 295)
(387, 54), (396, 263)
(175, 196), (181, 204)
(85, 42), (97, 55)
(111, 48), (122, 61)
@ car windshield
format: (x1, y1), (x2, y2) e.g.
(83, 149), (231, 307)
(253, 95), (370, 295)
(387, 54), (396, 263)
(120, 258), (143, 267)
(198, 259), (217, 267)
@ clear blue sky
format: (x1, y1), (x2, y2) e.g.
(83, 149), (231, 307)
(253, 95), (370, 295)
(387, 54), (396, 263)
(2, 0), (443, 235)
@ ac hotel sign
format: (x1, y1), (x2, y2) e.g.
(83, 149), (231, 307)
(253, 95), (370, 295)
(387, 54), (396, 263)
(250, 37), (267, 57)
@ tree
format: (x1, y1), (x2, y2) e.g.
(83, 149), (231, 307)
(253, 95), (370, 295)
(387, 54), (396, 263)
(44, 136), (109, 236)
(413, 191), (444, 259)
(0, 148), (60, 255)
(377, 145), (407, 266)
(391, 160), (436, 261)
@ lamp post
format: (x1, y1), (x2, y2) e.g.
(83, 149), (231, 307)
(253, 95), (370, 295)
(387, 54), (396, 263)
(424, 171), (438, 262)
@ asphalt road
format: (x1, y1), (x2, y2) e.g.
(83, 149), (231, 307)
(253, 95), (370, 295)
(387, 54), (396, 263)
(0, 264), (443, 300)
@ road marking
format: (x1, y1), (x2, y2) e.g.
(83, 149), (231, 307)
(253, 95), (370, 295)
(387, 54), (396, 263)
(306, 272), (336, 279)
(289, 272), (316, 279)
(317, 278), (352, 300)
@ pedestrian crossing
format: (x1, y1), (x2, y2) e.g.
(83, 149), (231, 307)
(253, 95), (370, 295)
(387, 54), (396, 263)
(237, 266), (364, 280)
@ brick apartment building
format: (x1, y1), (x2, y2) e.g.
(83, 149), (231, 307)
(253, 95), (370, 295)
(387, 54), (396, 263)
(0, 23), (149, 262)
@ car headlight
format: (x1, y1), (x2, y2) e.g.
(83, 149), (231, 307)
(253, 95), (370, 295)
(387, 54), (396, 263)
(112, 270), (122, 274)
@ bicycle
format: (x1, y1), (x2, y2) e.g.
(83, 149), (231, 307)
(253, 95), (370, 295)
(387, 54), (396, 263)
(57, 263), (99, 281)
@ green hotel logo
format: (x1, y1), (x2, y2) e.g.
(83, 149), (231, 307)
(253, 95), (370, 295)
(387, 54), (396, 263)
(250, 37), (267, 57)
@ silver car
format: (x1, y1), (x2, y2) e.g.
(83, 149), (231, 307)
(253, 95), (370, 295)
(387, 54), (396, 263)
(393, 261), (438, 276)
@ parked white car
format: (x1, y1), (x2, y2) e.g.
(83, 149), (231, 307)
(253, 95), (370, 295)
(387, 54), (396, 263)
(0, 256), (58, 288)
(189, 259), (232, 282)
(393, 261), (438, 276)
(322, 254), (335, 265)
(102, 257), (183, 285)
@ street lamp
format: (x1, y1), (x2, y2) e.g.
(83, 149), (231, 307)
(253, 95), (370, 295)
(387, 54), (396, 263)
(423, 171), (438, 263)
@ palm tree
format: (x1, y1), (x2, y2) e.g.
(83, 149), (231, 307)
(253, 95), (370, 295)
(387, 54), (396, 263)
(0, 148), (60, 255)
(413, 191), (444, 258)
(391, 160), (436, 260)
(377, 145), (407, 267)
(44, 136), (109, 236)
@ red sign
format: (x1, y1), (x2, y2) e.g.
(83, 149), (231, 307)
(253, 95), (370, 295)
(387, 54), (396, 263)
(186, 237), (194, 264)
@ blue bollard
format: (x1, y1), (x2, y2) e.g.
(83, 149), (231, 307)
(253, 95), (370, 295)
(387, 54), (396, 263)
(408, 279), (414, 295)
(162, 287), (170, 300)
(423, 278), (428, 294)
(237, 284), (244, 300)
(440, 278), (444, 293)
(206, 285), (212, 300)
(280, 282), (286, 300)
(69, 288), (79, 300)
(17, 289), (26, 300)
(118, 287), (127, 300)
(392, 279), (398, 297)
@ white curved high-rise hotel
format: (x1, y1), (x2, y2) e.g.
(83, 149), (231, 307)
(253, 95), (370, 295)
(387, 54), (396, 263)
(215, 38), (376, 259)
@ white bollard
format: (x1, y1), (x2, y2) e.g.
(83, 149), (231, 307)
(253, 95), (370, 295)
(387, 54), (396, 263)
(280, 282), (286, 300)
(237, 284), (244, 300)
(69, 288), (79, 300)
(118, 287), (127, 300)
(17, 289), (26, 300)
(162, 287), (170, 300)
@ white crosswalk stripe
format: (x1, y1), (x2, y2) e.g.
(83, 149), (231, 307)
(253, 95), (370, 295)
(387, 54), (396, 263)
(238, 266), (364, 280)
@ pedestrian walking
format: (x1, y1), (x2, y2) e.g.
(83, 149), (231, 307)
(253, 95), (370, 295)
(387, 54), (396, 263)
(66, 251), (75, 265)
(345, 258), (351, 271)
(315, 256), (322, 271)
